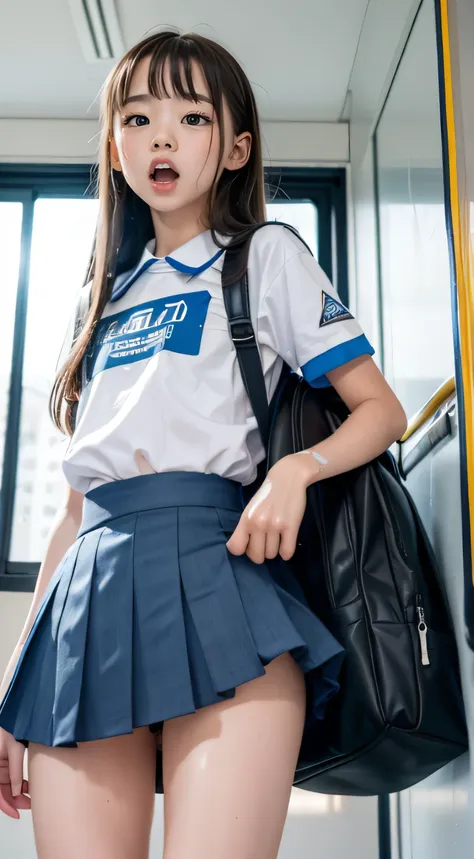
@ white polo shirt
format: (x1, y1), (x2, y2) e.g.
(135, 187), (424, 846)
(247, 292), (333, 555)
(61, 224), (374, 494)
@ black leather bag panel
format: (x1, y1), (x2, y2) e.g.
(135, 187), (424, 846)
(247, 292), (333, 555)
(267, 371), (468, 794)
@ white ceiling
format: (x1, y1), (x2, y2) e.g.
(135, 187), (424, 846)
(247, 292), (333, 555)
(1, 0), (370, 122)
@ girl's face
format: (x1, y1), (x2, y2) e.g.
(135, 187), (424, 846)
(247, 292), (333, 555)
(110, 55), (250, 221)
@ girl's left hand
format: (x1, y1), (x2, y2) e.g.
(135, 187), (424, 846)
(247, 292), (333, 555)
(226, 454), (313, 564)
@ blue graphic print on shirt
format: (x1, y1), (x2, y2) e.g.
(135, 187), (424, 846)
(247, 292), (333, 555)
(83, 290), (212, 384)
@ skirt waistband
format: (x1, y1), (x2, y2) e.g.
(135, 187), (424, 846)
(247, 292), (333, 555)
(78, 471), (245, 537)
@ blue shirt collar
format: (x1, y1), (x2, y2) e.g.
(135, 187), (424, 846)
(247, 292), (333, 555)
(110, 229), (228, 303)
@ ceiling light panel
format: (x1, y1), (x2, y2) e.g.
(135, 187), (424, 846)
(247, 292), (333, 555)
(68, 0), (125, 62)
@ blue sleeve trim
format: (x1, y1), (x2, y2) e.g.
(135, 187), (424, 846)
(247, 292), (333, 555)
(301, 334), (375, 388)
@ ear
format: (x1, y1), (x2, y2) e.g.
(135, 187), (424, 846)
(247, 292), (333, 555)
(109, 137), (122, 172)
(224, 131), (252, 172)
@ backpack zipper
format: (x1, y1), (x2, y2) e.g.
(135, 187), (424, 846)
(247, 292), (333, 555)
(416, 594), (430, 666)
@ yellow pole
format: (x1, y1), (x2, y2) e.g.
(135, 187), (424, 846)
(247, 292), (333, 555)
(439, 0), (474, 582)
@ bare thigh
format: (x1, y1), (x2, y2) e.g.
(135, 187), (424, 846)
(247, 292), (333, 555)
(162, 651), (306, 859)
(28, 726), (157, 859)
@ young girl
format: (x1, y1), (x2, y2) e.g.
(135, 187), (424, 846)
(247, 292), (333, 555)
(0, 28), (406, 859)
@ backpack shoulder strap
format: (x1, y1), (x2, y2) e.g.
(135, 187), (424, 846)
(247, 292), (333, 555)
(221, 221), (310, 449)
(222, 252), (270, 450)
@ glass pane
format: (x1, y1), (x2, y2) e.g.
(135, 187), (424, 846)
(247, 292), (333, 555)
(375, 0), (454, 418)
(9, 198), (99, 563)
(266, 201), (318, 258)
(0, 203), (23, 480)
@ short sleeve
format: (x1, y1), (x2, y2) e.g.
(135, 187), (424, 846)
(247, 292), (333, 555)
(256, 238), (374, 388)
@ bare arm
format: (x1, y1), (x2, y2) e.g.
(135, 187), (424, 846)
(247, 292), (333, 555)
(227, 355), (407, 564)
(0, 482), (84, 697)
(297, 354), (407, 485)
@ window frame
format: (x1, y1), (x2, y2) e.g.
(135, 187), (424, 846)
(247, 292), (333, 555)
(0, 163), (348, 591)
(0, 166), (96, 591)
(265, 166), (349, 306)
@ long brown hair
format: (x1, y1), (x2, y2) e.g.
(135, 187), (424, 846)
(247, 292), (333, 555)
(50, 27), (266, 435)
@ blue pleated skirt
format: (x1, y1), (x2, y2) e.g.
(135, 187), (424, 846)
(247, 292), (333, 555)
(0, 471), (345, 793)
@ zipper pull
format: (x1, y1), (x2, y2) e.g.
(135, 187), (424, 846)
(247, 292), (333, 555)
(416, 595), (430, 666)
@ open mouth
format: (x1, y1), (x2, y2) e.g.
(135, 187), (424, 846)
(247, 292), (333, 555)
(150, 164), (180, 184)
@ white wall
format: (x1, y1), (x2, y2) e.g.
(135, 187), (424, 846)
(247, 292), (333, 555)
(348, 0), (422, 356)
(0, 118), (349, 165)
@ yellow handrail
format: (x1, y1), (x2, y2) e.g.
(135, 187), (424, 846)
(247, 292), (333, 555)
(399, 376), (456, 444)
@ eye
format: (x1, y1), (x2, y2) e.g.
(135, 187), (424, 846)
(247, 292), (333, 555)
(182, 112), (212, 127)
(122, 115), (149, 127)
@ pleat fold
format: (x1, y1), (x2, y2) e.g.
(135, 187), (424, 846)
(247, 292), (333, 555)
(131, 507), (195, 724)
(73, 522), (135, 741)
(0, 479), (345, 780)
(0, 536), (86, 744)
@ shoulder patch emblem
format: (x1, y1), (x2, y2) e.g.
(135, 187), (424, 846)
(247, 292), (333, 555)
(319, 291), (354, 327)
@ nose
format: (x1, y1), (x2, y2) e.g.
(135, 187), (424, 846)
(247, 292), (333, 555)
(151, 129), (176, 151)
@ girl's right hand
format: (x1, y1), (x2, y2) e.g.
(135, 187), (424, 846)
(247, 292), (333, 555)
(0, 728), (31, 818)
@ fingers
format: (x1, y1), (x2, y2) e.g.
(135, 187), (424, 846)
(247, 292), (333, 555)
(0, 780), (30, 819)
(227, 517), (298, 565)
(0, 737), (30, 819)
(7, 740), (25, 799)
(14, 780), (31, 808)
(263, 530), (281, 560)
(0, 787), (20, 819)
(0, 757), (19, 819)
(245, 530), (267, 565)
(278, 528), (297, 561)
(0, 760), (21, 819)
(225, 526), (248, 556)
(246, 529), (296, 564)
(225, 498), (301, 565)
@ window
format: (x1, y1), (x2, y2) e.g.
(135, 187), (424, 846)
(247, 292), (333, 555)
(375, 0), (454, 418)
(0, 202), (23, 478)
(265, 201), (318, 258)
(8, 198), (98, 563)
(265, 167), (348, 304)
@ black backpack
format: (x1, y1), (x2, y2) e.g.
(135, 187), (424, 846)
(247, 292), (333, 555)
(220, 222), (468, 796)
(64, 222), (468, 796)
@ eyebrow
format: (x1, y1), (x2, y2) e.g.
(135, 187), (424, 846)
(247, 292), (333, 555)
(122, 92), (213, 107)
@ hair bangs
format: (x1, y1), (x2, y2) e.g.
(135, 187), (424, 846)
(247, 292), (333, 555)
(149, 38), (199, 103)
(112, 33), (225, 119)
